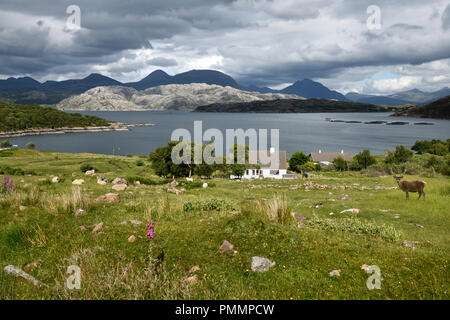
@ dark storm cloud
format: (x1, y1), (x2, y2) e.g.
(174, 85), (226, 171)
(0, 0), (449, 93)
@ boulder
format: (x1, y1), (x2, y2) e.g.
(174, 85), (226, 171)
(85, 170), (95, 176)
(112, 178), (127, 185)
(4, 265), (47, 287)
(189, 265), (200, 273)
(202, 183), (208, 188)
(251, 256), (275, 272)
(186, 177), (194, 182)
(19, 205), (28, 212)
(52, 176), (60, 183)
(128, 235), (136, 243)
(340, 208), (360, 214)
(75, 208), (86, 216)
(92, 222), (104, 233)
(72, 179), (85, 185)
(112, 184), (127, 191)
(167, 188), (185, 195)
(329, 269), (341, 277)
(96, 193), (120, 203)
(219, 240), (234, 252)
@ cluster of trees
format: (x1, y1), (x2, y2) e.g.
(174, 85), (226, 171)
(148, 141), (255, 178)
(1, 140), (35, 149)
(0, 101), (110, 132)
(411, 139), (450, 156)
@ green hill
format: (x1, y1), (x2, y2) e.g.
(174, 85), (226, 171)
(0, 101), (110, 132)
(393, 95), (450, 119)
(194, 98), (407, 113)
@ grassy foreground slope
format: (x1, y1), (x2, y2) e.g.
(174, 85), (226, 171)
(0, 149), (449, 299)
(0, 101), (110, 132)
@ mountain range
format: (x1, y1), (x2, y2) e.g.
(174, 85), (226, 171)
(56, 83), (302, 111)
(0, 69), (448, 106)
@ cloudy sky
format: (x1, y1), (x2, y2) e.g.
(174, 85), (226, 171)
(0, 0), (449, 95)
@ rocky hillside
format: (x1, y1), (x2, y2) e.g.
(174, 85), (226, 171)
(392, 95), (450, 119)
(56, 83), (303, 111)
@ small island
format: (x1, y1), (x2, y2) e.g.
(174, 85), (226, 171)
(0, 101), (153, 138)
(194, 98), (409, 113)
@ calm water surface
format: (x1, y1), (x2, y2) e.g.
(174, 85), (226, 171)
(7, 111), (450, 156)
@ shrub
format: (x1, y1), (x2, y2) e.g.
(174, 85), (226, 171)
(266, 195), (290, 224)
(183, 198), (237, 212)
(26, 142), (35, 150)
(333, 156), (348, 171)
(297, 161), (317, 172)
(126, 153), (133, 158)
(80, 163), (96, 173)
(136, 160), (144, 167)
(0, 140), (12, 148)
(308, 216), (401, 242)
(354, 149), (376, 169)
(126, 176), (170, 185)
(288, 151), (309, 172)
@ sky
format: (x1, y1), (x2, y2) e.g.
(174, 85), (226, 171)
(0, 0), (449, 95)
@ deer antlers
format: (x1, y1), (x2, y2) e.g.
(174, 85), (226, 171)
(390, 167), (406, 178)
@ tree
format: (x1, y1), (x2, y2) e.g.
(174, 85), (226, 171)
(230, 164), (246, 178)
(0, 140), (12, 148)
(333, 156), (348, 171)
(288, 151), (309, 172)
(354, 149), (376, 169)
(394, 145), (413, 163)
(26, 142), (35, 150)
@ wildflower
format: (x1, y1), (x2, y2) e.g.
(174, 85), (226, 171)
(145, 218), (155, 238)
(1, 176), (14, 193)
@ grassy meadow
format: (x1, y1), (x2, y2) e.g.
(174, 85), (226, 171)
(0, 148), (449, 300)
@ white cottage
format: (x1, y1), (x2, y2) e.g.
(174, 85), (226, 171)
(231, 148), (289, 180)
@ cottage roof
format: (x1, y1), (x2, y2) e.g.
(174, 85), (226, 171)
(247, 150), (288, 169)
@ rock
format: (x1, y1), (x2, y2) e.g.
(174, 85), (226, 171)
(112, 184), (127, 191)
(72, 172), (78, 177)
(415, 224), (425, 229)
(340, 208), (360, 214)
(135, 181), (141, 185)
(167, 188), (185, 195)
(186, 177), (194, 182)
(189, 265), (200, 273)
(51, 176), (60, 183)
(93, 231), (105, 238)
(75, 208), (86, 216)
(329, 212), (335, 216)
(169, 180), (179, 187)
(251, 256), (275, 272)
(403, 240), (417, 250)
(72, 179), (85, 185)
(92, 222), (104, 233)
(329, 269), (341, 277)
(129, 220), (142, 227)
(219, 240), (234, 252)
(24, 260), (43, 271)
(128, 235), (136, 243)
(79, 225), (88, 231)
(314, 203), (323, 208)
(96, 193), (120, 202)
(19, 205), (27, 212)
(97, 179), (107, 185)
(361, 264), (370, 273)
(85, 170), (95, 176)
(4, 265), (47, 287)
(112, 178), (127, 185)
(185, 275), (199, 285)
(119, 221), (128, 226)
(202, 183), (208, 188)
(337, 194), (349, 200)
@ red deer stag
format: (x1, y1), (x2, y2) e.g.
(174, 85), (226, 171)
(391, 169), (426, 200)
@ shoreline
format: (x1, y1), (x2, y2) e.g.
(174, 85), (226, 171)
(0, 123), (154, 138)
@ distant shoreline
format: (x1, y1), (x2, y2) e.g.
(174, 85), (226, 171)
(0, 123), (154, 138)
